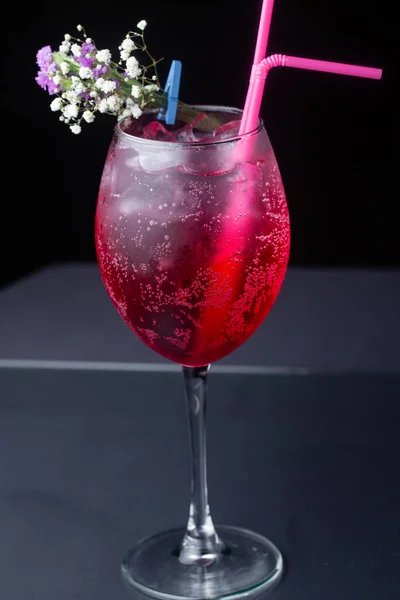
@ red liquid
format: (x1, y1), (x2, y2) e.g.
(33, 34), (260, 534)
(95, 143), (290, 366)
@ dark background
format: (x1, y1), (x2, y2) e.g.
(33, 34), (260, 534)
(1, 0), (396, 289)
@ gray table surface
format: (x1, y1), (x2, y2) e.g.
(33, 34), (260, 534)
(0, 368), (400, 600)
(0, 262), (400, 371)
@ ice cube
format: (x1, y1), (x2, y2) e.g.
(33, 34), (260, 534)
(138, 147), (185, 172)
(142, 121), (174, 141)
(175, 126), (199, 143)
(174, 113), (209, 143)
(212, 119), (241, 141)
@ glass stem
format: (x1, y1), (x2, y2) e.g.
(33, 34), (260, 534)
(178, 365), (224, 566)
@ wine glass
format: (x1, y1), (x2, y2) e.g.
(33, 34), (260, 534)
(95, 105), (290, 599)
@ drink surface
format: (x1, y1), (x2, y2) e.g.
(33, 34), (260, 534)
(95, 111), (290, 366)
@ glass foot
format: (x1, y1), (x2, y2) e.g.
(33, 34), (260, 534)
(121, 525), (284, 600)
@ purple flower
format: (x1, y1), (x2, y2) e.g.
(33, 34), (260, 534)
(35, 70), (51, 90)
(78, 42), (96, 68)
(82, 42), (96, 55)
(36, 46), (53, 69)
(47, 80), (61, 95)
(93, 64), (108, 80)
(35, 69), (60, 95)
(78, 55), (95, 68)
(35, 46), (60, 95)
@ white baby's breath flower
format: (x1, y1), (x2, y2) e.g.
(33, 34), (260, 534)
(79, 66), (92, 79)
(98, 98), (109, 113)
(131, 104), (143, 118)
(119, 108), (132, 119)
(152, 75), (157, 81)
(120, 50), (131, 61)
(64, 34), (71, 41)
(64, 104), (79, 118)
(86, 37), (92, 43)
(70, 124), (82, 134)
(131, 85), (141, 99)
(121, 37), (137, 52)
(96, 49), (112, 64)
(52, 74), (62, 86)
(107, 94), (123, 111)
(126, 56), (141, 79)
(50, 98), (63, 112)
(65, 90), (79, 104)
(144, 84), (159, 92)
(90, 90), (98, 98)
(77, 24), (83, 32)
(59, 41), (71, 53)
(71, 44), (82, 57)
(74, 82), (86, 94)
(137, 20), (147, 31)
(60, 62), (69, 75)
(70, 76), (80, 87)
(102, 80), (117, 93)
(95, 77), (105, 90)
(82, 110), (95, 123)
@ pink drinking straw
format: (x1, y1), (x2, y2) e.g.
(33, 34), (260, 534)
(196, 0), (382, 348)
(251, 0), (275, 66)
(240, 0), (382, 135)
(240, 0), (276, 137)
(240, 53), (382, 135)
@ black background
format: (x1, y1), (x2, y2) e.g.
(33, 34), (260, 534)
(1, 0), (396, 288)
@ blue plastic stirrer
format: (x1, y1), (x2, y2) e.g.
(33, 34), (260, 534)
(158, 60), (182, 126)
